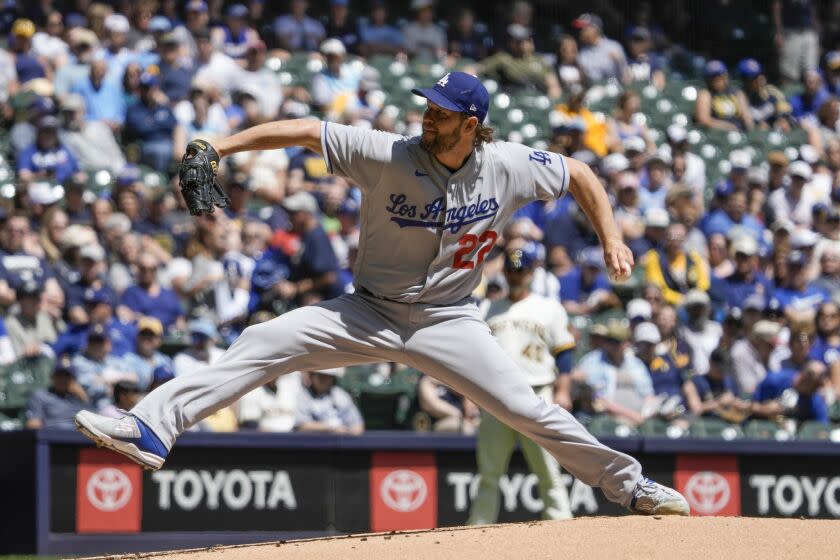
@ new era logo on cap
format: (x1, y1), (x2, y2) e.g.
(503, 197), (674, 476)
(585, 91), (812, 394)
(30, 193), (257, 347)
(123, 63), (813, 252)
(413, 72), (489, 123)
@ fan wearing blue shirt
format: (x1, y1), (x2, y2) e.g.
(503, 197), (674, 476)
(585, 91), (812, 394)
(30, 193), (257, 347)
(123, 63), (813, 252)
(635, 322), (685, 399)
(711, 235), (774, 310)
(120, 317), (174, 391)
(124, 72), (178, 171)
(559, 246), (615, 315)
(16, 115), (80, 185)
(808, 301), (840, 367)
(789, 69), (830, 120)
(70, 57), (127, 129)
(272, 0), (326, 52)
(358, 0), (403, 56)
(24, 359), (91, 430)
(774, 250), (831, 315)
(282, 191), (341, 302)
(752, 360), (829, 423)
(53, 287), (137, 358)
(683, 348), (746, 418)
(118, 253), (185, 333)
(701, 187), (764, 239)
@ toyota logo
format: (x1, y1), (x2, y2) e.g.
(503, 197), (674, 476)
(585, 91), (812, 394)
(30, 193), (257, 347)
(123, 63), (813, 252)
(684, 471), (730, 515)
(86, 468), (133, 512)
(380, 470), (427, 513)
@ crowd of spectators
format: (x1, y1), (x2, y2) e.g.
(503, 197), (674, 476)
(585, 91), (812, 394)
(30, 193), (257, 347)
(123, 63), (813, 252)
(1, 0), (839, 439)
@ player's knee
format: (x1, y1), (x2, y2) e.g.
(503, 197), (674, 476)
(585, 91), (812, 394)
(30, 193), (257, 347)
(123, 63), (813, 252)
(496, 394), (549, 424)
(241, 316), (288, 340)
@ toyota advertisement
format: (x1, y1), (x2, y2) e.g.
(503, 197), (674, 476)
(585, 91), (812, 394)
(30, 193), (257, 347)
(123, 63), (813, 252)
(46, 442), (840, 539)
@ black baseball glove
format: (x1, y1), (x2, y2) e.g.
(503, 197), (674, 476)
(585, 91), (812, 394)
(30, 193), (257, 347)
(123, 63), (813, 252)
(179, 139), (231, 216)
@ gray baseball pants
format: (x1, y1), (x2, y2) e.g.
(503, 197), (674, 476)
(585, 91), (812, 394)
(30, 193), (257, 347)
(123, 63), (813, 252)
(131, 292), (642, 507)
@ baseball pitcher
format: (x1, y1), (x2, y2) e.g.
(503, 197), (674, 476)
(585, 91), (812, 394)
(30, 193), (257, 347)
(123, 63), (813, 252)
(75, 72), (689, 516)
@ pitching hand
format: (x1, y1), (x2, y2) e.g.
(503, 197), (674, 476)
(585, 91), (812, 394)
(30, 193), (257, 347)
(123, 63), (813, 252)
(604, 239), (634, 282)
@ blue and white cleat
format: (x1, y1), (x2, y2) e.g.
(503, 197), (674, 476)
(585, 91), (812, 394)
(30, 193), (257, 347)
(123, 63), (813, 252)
(628, 477), (690, 516)
(74, 410), (168, 471)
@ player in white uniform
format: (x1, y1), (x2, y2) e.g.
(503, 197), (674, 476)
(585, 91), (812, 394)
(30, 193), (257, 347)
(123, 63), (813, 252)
(75, 72), (689, 516)
(468, 245), (575, 524)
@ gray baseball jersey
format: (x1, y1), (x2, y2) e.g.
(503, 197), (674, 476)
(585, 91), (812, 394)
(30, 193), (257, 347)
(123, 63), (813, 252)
(320, 121), (569, 304)
(131, 123), (642, 510)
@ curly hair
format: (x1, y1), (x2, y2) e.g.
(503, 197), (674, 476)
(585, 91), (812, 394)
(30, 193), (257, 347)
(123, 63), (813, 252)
(474, 123), (495, 146)
(457, 113), (495, 146)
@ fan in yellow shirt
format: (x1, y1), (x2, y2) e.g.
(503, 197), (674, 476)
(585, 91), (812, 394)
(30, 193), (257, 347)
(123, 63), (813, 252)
(645, 222), (709, 305)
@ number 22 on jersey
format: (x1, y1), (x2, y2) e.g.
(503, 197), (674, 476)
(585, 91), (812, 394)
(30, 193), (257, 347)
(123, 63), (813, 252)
(453, 231), (498, 269)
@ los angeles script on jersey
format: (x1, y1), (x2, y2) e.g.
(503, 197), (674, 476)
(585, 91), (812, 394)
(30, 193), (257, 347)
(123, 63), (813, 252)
(386, 193), (499, 234)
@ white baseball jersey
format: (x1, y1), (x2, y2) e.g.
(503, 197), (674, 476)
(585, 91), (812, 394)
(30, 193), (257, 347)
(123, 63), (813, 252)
(483, 293), (575, 387)
(320, 121), (570, 304)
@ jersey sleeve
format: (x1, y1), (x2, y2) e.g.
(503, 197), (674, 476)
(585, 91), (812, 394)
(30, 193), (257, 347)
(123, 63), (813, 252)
(547, 301), (576, 354)
(508, 143), (571, 203)
(320, 121), (402, 192)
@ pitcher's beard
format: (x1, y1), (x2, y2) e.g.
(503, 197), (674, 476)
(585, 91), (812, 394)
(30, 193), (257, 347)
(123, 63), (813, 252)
(421, 129), (462, 154)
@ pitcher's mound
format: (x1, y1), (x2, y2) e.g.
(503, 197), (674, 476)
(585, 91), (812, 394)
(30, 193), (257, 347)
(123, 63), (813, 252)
(131, 517), (840, 560)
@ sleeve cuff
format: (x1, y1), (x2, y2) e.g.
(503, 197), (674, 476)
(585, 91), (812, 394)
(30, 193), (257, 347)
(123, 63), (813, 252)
(559, 153), (570, 197)
(321, 120), (334, 175)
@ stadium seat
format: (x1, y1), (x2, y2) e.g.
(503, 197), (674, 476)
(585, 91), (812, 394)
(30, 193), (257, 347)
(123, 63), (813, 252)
(339, 366), (421, 430)
(797, 421), (833, 441)
(830, 402), (840, 423)
(688, 417), (744, 440)
(638, 417), (670, 437)
(0, 355), (54, 415)
(744, 419), (790, 441)
(0, 411), (23, 431)
(587, 415), (638, 438)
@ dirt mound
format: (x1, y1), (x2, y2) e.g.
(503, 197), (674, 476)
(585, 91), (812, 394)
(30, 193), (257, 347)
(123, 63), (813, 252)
(108, 517), (840, 560)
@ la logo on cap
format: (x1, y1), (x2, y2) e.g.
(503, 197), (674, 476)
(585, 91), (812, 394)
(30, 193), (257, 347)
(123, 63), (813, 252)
(437, 73), (450, 87)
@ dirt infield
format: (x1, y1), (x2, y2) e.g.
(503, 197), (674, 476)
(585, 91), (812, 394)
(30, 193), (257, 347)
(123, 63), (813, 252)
(113, 517), (840, 560)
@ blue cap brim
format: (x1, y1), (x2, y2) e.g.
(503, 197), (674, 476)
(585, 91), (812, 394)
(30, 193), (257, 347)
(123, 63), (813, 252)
(411, 87), (463, 113)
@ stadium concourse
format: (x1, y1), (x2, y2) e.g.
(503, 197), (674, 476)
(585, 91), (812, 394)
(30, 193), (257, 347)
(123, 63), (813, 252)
(2, 1), (840, 446)
(88, 518), (840, 560)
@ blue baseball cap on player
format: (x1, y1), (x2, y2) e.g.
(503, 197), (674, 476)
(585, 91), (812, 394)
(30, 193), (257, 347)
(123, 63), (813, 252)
(737, 58), (763, 79)
(412, 71), (489, 123)
(504, 245), (538, 272)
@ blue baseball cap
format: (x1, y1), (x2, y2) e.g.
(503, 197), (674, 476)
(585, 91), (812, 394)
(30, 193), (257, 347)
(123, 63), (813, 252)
(579, 246), (606, 270)
(55, 357), (77, 377)
(140, 71), (160, 87)
(117, 164), (141, 185)
(186, 0), (208, 12)
(65, 13), (87, 28)
(412, 71), (489, 123)
(338, 198), (360, 216)
(227, 3), (248, 17)
(148, 16), (172, 33)
(704, 60), (727, 78)
(765, 296), (783, 316)
(188, 318), (219, 339)
(87, 324), (111, 341)
(505, 244), (538, 271)
(787, 250), (808, 267)
(737, 58), (763, 79)
(83, 286), (115, 306)
(743, 293), (765, 311)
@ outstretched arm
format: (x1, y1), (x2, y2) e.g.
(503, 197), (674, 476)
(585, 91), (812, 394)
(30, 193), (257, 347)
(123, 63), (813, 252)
(566, 158), (634, 281)
(214, 119), (323, 158)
